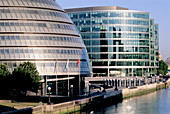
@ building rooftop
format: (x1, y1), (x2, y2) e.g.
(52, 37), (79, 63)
(65, 6), (129, 12)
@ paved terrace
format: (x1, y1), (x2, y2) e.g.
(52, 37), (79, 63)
(85, 76), (159, 96)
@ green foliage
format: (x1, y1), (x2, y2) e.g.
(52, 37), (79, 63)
(0, 63), (10, 77)
(152, 68), (158, 75)
(158, 60), (168, 76)
(0, 63), (11, 96)
(12, 62), (40, 95)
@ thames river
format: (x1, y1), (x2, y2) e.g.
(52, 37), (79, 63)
(90, 87), (170, 114)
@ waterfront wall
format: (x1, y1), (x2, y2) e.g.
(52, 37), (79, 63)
(122, 79), (170, 99)
(122, 83), (161, 99)
(4, 79), (170, 113)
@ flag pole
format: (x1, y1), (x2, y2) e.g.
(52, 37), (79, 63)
(67, 59), (70, 97)
(56, 61), (58, 96)
(79, 59), (80, 96)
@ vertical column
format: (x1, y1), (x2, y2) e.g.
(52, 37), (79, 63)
(129, 79), (131, 87)
(56, 76), (58, 95)
(112, 79), (115, 87)
(108, 62), (109, 77)
(124, 79), (126, 87)
(103, 81), (106, 92)
(126, 79), (128, 88)
(85, 81), (88, 95)
(139, 79), (141, 86)
(142, 68), (143, 77)
(119, 79), (121, 87)
(134, 78), (136, 87)
(43, 76), (47, 96)
(115, 79), (118, 90)
(42, 82), (45, 96)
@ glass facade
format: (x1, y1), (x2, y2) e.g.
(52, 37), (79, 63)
(165, 57), (170, 72)
(66, 6), (159, 77)
(0, 0), (91, 96)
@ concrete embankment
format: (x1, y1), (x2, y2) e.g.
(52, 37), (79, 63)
(4, 80), (170, 113)
(122, 82), (167, 99)
(122, 79), (170, 99)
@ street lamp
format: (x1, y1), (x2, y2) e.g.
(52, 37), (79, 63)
(47, 87), (51, 105)
(70, 85), (74, 98)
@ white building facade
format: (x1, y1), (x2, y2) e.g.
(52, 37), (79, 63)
(0, 0), (91, 96)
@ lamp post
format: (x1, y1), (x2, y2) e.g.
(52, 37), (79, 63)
(70, 85), (73, 98)
(47, 87), (51, 105)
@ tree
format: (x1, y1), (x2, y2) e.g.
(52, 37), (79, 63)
(12, 62), (40, 96)
(157, 60), (168, 76)
(152, 68), (158, 75)
(0, 63), (10, 96)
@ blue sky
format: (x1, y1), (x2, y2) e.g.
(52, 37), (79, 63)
(57, 0), (170, 60)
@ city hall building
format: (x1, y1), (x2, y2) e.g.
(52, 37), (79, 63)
(66, 6), (159, 77)
(0, 0), (91, 96)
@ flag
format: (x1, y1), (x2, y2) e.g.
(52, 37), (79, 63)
(54, 61), (57, 73)
(76, 59), (80, 67)
(65, 59), (69, 70)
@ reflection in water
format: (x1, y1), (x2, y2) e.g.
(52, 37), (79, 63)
(93, 87), (170, 114)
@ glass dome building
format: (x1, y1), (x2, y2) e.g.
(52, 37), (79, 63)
(0, 0), (91, 96)
(66, 6), (159, 77)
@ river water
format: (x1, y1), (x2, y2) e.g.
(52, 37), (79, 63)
(91, 87), (170, 114)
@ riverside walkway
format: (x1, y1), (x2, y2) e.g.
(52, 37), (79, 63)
(85, 76), (159, 97)
(3, 77), (168, 114)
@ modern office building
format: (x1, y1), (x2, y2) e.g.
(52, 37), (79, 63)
(0, 0), (91, 96)
(66, 6), (159, 77)
(165, 57), (170, 72)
